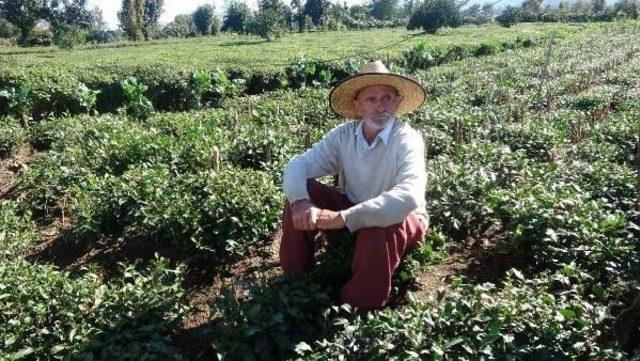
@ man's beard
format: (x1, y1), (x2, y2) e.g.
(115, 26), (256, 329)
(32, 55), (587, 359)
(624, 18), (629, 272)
(363, 112), (393, 130)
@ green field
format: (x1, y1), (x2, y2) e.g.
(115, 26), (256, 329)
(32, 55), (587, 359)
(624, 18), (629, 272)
(0, 23), (583, 71)
(1, 20), (639, 359)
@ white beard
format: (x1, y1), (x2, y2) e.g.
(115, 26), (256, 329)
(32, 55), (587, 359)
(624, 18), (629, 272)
(363, 113), (393, 130)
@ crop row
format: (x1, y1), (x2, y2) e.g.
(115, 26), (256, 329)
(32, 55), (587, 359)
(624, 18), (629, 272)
(0, 23), (592, 121)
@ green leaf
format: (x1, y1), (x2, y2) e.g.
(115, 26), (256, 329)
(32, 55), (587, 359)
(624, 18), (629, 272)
(294, 341), (313, 355)
(559, 308), (575, 319)
(12, 347), (35, 359)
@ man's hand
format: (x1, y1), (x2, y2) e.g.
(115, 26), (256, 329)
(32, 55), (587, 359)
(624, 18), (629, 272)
(291, 199), (316, 231)
(315, 209), (346, 230)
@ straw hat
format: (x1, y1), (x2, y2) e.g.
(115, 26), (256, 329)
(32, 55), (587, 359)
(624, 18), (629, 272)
(329, 60), (426, 119)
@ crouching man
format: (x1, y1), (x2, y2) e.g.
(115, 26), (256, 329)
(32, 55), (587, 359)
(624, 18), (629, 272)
(279, 60), (430, 312)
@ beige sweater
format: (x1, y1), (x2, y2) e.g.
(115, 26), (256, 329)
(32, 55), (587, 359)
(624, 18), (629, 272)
(283, 117), (429, 233)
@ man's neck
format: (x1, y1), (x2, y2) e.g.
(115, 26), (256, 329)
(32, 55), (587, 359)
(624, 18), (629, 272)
(362, 117), (393, 145)
(363, 124), (382, 145)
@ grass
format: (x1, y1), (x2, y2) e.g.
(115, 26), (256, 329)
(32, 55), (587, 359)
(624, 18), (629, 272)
(0, 23), (589, 72)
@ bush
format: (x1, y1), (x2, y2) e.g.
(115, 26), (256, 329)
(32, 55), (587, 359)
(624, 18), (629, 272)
(0, 117), (27, 158)
(27, 26), (54, 46)
(53, 23), (87, 50)
(0, 256), (187, 359)
(86, 29), (123, 44)
(474, 40), (504, 56)
(301, 269), (624, 360)
(72, 165), (283, 256)
(0, 85), (33, 122)
(213, 277), (334, 360)
(118, 77), (154, 120)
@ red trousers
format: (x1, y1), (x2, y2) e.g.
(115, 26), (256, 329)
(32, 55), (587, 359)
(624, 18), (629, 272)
(279, 179), (426, 310)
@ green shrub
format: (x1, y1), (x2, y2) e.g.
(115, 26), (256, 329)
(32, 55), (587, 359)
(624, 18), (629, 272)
(0, 85), (33, 122)
(72, 166), (282, 256)
(213, 277), (334, 360)
(0, 200), (36, 255)
(0, 116), (26, 158)
(0, 256), (187, 359)
(474, 40), (504, 56)
(301, 269), (624, 360)
(119, 77), (154, 120)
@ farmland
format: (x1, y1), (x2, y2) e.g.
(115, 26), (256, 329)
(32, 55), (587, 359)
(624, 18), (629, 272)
(1, 20), (639, 360)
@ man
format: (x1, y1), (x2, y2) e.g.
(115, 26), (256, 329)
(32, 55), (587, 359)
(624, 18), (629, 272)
(279, 60), (429, 312)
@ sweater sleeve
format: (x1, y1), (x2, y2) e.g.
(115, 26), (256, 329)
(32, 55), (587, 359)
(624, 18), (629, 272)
(339, 130), (426, 232)
(282, 124), (343, 204)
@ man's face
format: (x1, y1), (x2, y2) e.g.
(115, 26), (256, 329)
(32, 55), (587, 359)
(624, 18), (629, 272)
(352, 84), (401, 128)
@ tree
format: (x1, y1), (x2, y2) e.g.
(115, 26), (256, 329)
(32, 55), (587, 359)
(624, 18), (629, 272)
(164, 13), (197, 37)
(43, 0), (95, 29)
(481, 2), (494, 19)
(0, 18), (19, 38)
(367, 0), (399, 20)
(558, 0), (570, 13)
(248, 0), (290, 40)
(522, 0), (542, 15)
(403, 0), (417, 16)
(290, 0), (304, 31)
(592, 0), (606, 12)
(349, 4), (369, 18)
(407, 0), (463, 34)
(142, 0), (163, 40)
(0, 0), (46, 45)
(571, 0), (592, 13)
(303, 0), (330, 25)
(496, 5), (521, 27)
(118, 0), (145, 40)
(44, 0), (103, 47)
(614, 0), (638, 18)
(193, 3), (217, 35)
(222, 0), (252, 33)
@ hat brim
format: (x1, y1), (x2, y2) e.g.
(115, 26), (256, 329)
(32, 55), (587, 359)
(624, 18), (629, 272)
(329, 73), (426, 119)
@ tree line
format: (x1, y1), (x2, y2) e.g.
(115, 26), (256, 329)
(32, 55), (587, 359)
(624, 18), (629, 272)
(0, 0), (638, 47)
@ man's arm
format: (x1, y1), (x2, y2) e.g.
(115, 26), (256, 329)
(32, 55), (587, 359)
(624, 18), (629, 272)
(339, 131), (426, 232)
(282, 125), (342, 204)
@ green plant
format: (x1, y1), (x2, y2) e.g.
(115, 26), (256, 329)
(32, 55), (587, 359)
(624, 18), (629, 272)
(0, 84), (33, 123)
(119, 77), (154, 120)
(213, 277), (334, 360)
(209, 68), (244, 106)
(76, 83), (100, 115)
(0, 116), (27, 158)
(0, 256), (187, 359)
(187, 70), (213, 109)
(302, 269), (625, 360)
